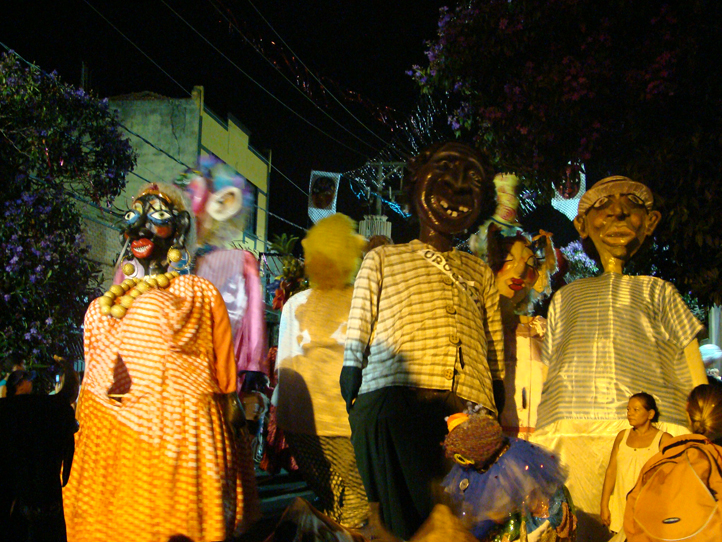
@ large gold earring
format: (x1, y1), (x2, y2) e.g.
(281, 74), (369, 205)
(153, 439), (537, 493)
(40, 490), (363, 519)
(122, 261), (136, 276)
(168, 246), (192, 273)
(167, 246), (183, 263)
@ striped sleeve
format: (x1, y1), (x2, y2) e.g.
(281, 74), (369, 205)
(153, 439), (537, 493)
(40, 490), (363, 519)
(343, 249), (381, 370)
(480, 269), (504, 380)
(660, 281), (704, 348)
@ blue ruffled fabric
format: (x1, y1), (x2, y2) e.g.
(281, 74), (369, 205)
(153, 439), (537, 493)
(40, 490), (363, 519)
(441, 438), (567, 536)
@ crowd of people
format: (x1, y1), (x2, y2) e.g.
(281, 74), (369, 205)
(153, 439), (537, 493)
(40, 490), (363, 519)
(2, 142), (722, 542)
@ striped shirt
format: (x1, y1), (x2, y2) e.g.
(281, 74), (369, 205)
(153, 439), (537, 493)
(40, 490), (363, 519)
(537, 273), (704, 427)
(343, 240), (504, 413)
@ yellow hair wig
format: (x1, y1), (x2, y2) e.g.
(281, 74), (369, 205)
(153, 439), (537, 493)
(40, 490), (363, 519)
(302, 214), (367, 289)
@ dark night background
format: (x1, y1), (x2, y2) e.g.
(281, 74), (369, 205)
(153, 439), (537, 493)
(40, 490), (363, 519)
(3, 0), (451, 243)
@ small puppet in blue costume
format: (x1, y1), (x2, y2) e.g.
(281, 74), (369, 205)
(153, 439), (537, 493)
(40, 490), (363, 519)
(441, 409), (577, 542)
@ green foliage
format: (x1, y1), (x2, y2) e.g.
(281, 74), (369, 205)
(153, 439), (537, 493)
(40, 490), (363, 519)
(0, 52), (136, 367)
(414, 1), (722, 305)
(559, 240), (599, 283)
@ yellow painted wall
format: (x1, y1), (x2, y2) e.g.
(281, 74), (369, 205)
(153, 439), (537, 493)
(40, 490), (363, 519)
(193, 86), (270, 255)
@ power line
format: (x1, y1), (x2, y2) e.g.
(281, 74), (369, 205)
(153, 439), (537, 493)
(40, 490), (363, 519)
(242, 0), (393, 149)
(157, 0), (370, 159)
(80, 0), (191, 98)
(204, 0), (383, 153)
(72, 2), (358, 197)
(2, 46), (309, 234)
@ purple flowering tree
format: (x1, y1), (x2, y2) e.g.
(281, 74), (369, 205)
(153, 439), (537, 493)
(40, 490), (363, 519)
(412, 0), (722, 305)
(0, 52), (136, 371)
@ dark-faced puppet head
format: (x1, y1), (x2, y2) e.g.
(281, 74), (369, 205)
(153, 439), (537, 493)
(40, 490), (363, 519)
(120, 183), (194, 276)
(404, 142), (496, 251)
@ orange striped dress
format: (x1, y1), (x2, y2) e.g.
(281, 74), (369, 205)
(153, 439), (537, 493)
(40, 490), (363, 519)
(63, 275), (260, 542)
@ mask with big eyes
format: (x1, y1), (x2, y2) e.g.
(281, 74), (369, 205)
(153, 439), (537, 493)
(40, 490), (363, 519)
(122, 192), (189, 274)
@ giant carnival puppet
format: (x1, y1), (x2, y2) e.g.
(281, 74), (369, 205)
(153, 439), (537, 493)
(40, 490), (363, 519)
(175, 156), (268, 388)
(274, 213), (369, 530)
(63, 183), (260, 542)
(440, 409), (576, 542)
(530, 176), (707, 539)
(340, 141), (504, 541)
(470, 174), (558, 440)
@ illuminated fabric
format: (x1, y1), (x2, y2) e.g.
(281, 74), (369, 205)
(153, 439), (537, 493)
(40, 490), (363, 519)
(275, 287), (354, 437)
(533, 272), (701, 533)
(609, 428), (663, 533)
(195, 249), (268, 379)
(63, 275), (259, 542)
(538, 273), (703, 428)
(500, 317), (546, 439)
(343, 240), (504, 411)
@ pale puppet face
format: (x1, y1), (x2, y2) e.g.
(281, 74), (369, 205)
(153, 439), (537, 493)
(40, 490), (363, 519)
(574, 192), (661, 273)
(496, 240), (540, 305)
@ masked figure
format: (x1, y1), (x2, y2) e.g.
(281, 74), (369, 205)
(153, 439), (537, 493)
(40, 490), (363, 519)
(530, 176), (706, 539)
(176, 156), (268, 387)
(273, 213), (369, 529)
(340, 142), (504, 540)
(64, 183), (259, 542)
(441, 411), (575, 542)
(473, 223), (556, 439)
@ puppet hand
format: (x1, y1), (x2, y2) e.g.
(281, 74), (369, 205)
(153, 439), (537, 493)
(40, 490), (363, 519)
(219, 392), (247, 438)
(340, 366), (362, 413)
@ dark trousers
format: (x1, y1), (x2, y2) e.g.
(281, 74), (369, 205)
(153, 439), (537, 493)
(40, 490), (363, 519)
(349, 386), (467, 540)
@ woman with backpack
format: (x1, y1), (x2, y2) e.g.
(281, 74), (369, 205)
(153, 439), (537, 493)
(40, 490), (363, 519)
(623, 383), (722, 542)
(600, 393), (672, 536)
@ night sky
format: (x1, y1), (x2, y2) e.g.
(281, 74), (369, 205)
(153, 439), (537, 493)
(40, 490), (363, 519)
(3, 0), (448, 242)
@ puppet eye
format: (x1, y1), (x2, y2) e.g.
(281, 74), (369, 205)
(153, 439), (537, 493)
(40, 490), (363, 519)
(627, 194), (645, 206)
(592, 196), (609, 209)
(148, 210), (173, 224)
(436, 160), (452, 172)
(124, 210), (140, 224)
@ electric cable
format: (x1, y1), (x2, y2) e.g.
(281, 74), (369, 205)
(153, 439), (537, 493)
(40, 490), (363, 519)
(205, 0), (386, 152)
(157, 0), (370, 159)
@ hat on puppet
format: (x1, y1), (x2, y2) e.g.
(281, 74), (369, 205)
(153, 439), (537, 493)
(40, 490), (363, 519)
(444, 412), (506, 468)
(467, 169), (558, 302)
(577, 175), (654, 216)
(469, 173), (522, 257)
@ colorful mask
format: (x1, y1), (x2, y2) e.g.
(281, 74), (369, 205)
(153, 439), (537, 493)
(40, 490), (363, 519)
(120, 184), (191, 276)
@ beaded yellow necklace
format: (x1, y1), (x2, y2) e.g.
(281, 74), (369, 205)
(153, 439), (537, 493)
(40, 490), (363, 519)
(97, 271), (181, 319)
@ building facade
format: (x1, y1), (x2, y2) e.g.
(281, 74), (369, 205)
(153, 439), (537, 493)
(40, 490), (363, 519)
(81, 86), (271, 288)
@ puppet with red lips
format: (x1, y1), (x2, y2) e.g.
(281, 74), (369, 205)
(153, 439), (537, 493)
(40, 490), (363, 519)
(123, 185), (192, 275)
(113, 184), (194, 282)
(340, 142), (504, 540)
(530, 176), (707, 539)
(64, 183), (260, 542)
(472, 224), (556, 442)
